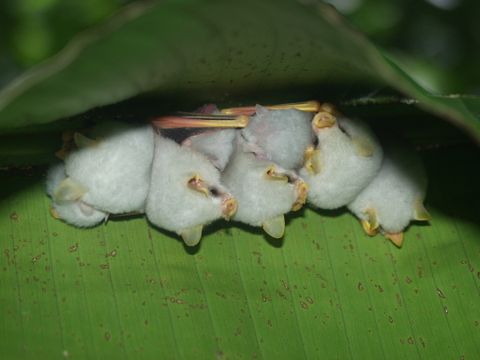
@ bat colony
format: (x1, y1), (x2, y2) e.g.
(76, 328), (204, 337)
(46, 101), (430, 248)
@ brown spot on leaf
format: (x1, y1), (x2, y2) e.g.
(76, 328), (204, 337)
(68, 244), (78, 253)
(436, 288), (446, 299)
(419, 337), (426, 348)
(104, 332), (111, 341)
(106, 249), (117, 258)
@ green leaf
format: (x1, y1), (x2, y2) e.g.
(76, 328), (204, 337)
(1, 2), (479, 358)
(1, 146), (479, 358)
(0, 0), (479, 142)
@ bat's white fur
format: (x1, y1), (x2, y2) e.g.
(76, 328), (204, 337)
(241, 106), (314, 170)
(300, 117), (383, 209)
(65, 122), (154, 213)
(146, 134), (229, 233)
(46, 163), (107, 227)
(182, 129), (236, 171)
(46, 162), (67, 198)
(348, 143), (428, 234)
(222, 139), (299, 227)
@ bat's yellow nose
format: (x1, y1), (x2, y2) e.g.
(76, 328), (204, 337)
(222, 197), (237, 220)
(313, 111), (336, 130)
(292, 180), (308, 211)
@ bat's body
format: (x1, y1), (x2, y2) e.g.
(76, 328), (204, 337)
(47, 122), (154, 227)
(44, 100), (430, 249)
(222, 137), (308, 238)
(146, 134), (236, 246)
(241, 106), (314, 170)
(300, 114), (383, 209)
(348, 142), (429, 246)
(65, 122), (155, 213)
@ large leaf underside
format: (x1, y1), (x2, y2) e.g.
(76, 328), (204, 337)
(0, 0), (479, 141)
(1, 145), (479, 359)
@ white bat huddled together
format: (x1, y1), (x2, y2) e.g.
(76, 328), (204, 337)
(46, 101), (430, 248)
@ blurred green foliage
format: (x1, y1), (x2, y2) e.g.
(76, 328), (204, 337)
(326, 0), (480, 94)
(1, 0), (479, 94)
(0, 0), (133, 87)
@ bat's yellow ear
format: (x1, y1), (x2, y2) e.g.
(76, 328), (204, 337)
(264, 165), (288, 182)
(262, 215), (285, 239)
(49, 207), (60, 219)
(180, 225), (203, 247)
(187, 175), (209, 197)
(73, 132), (98, 148)
(385, 232), (404, 248)
(352, 137), (375, 157)
(361, 208), (379, 236)
(413, 199), (431, 221)
(53, 178), (87, 204)
(303, 146), (321, 175)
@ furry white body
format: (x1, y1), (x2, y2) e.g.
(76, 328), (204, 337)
(46, 163), (107, 227)
(146, 135), (233, 235)
(241, 106), (314, 170)
(348, 143), (428, 234)
(222, 141), (302, 228)
(300, 117), (383, 209)
(65, 122), (154, 213)
(182, 129), (236, 171)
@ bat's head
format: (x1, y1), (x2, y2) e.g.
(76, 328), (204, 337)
(146, 136), (237, 246)
(184, 174), (237, 222)
(222, 150), (308, 238)
(311, 105), (337, 135)
(46, 163), (107, 227)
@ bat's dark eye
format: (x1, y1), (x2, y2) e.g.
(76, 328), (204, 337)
(209, 187), (220, 197)
(286, 174), (295, 184)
